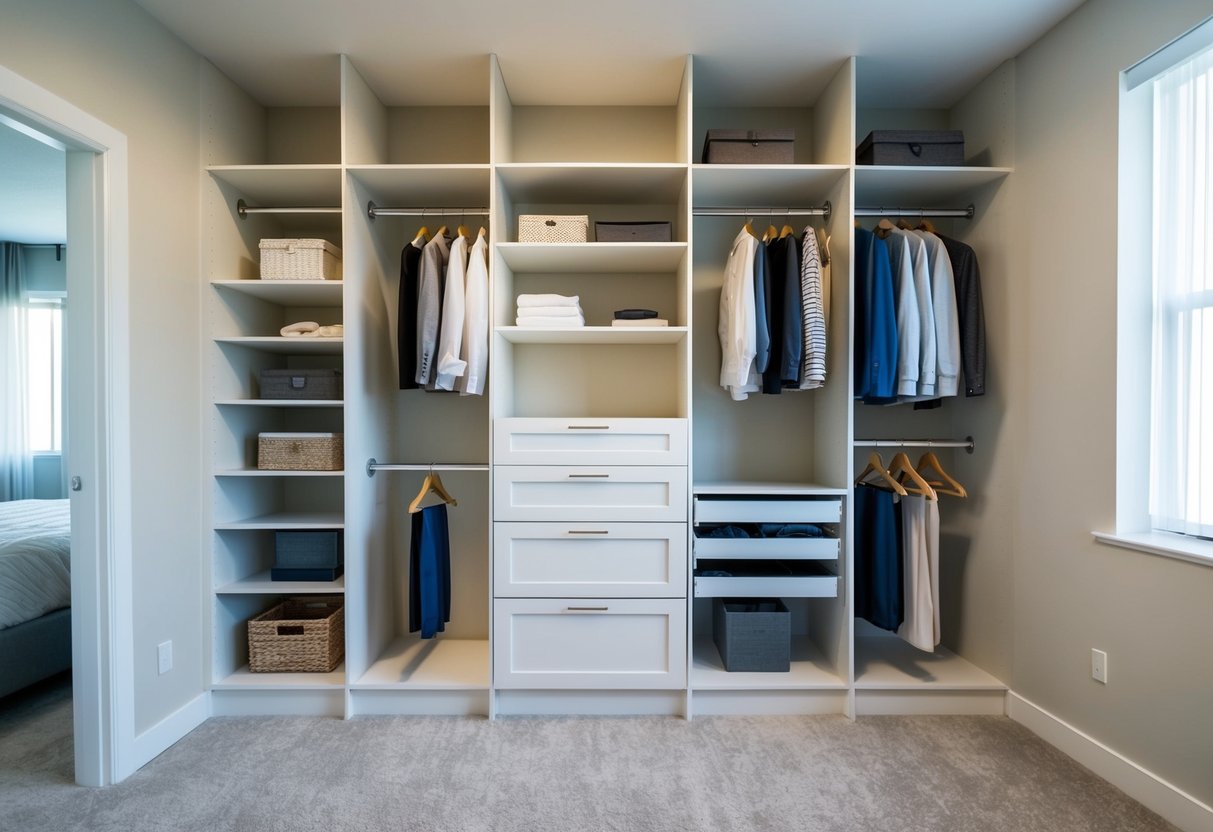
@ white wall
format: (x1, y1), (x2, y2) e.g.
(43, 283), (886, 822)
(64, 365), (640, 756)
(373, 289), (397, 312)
(1011, 0), (1213, 805)
(0, 0), (204, 734)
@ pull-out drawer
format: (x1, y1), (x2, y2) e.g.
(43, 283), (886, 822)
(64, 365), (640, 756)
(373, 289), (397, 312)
(693, 495), (842, 525)
(693, 529), (839, 561)
(494, 418), (688, 466)
(493, 598), (687, 689)
(693, 560), (839, 598)
(495, 522), (688, 598)
(494, 465), (688, 523)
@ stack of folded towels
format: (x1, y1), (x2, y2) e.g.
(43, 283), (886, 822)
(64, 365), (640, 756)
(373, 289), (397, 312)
(516, 293), (585, 327)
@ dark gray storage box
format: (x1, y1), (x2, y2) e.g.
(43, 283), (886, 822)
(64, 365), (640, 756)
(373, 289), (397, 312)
(272, 530), (343, 582)
(594, 221), (672, 242)
(259, 368), (342, 400)
(713, 597), (790, 672)
(702, 129), (795, 164)
(857, 130), (965, 166)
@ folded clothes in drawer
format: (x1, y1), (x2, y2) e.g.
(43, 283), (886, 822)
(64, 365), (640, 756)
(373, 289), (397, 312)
(694, 525), (839, 560)
(700, 523), (833, 538)
(693, 560), (839, 598)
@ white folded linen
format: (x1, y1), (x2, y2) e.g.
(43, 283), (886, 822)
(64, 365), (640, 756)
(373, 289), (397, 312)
(281, 321), (320, 336)
(516, 293), (580, 308)
(515, 315), (586, 327)
(611, 318), (668, 327)
(516, 305), (583, 318)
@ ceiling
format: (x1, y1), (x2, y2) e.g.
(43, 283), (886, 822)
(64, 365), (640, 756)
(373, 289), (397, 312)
(0, 121), (65, 246)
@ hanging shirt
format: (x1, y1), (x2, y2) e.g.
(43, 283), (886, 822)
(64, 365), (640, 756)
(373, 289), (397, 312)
(798, 227), (826, 390)
(459, 230), (489, 397)
(397, 239), (424, 390)
(937, 234), (987, 397)
(854, 484), (903, 632)
(890, 229), (937, 399)
(883, 231), (921, 397)
(753, 239), (772, 377)
(896, 494), (936, 652)
(775, 234), (803, 388)
(415, 233), (449, 387)
(854, 228), (899, 401)
(434, 233), (470, 391)
(719, 227), (759, 401)
(913, 230), (961, 398)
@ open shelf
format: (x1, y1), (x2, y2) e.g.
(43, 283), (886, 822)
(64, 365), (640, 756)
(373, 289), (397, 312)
(213, 664), (346, 690)
(691, 636), (845, 690)
(215, 337), (344, 354)
(214, 511), (345, 530)
(347, 165), (491, 206)
(496, 163), (687, 203)
(207, 164), (343, 205)
(692, 165), (849, 205)
(211, 279), (343, 305)
(853, 166), (1012, 205)
(497, 242), (687, 273)
(497, 326), (688, 345)
(216, 571), (345, 595)
(215, 399), (344, 408)
(356, 638), (490, 689)
(214, 469), (344, 478)
(854, 634), (1006, 690)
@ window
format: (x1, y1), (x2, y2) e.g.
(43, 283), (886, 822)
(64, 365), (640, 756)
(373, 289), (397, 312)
(25, 294), (63, 453)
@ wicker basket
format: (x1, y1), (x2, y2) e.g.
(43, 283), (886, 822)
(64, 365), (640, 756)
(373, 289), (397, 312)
(257, 432), (344, 471)
(247, 596), (344, 673)
(259, 238), (342, 280)
(518, 215), (588, 243)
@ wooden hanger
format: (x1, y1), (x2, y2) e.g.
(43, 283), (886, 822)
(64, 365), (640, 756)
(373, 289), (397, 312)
(457, 223), (471, 239)
(916, 451), (967, 498)
(764, 223), (779, 242)
(434, 224), (448, 240)
(779, 224), (796, 239)
(412, 226), (429, 246)
(896, 219), (914, 230)
(744, 220), (759, 240)
(477, 226), (488, 238)
(875, 218), (895, 239)
(856, 452), (908, 496)
(917, 218), (937, 233)
(408, 467), (458, 514)
(889, 452), (938, 500)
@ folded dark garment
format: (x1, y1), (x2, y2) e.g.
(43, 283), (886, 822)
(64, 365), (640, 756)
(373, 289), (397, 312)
(756, 523), (828, 538)
(705, 525), (751, 538)
(614, 308), (659, 319)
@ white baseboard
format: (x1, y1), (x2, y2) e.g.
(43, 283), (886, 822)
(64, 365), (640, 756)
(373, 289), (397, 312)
(1007, 692), (1213, 832)
(121, 691), (210, 779)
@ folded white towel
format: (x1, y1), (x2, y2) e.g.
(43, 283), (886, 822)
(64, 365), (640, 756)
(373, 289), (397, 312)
(516, 305), (583, 318)
(311, 324), (343, 337)
(515, 315), (586, 327)
(517, 293), (580, 308)
(281, 321), (320, 336)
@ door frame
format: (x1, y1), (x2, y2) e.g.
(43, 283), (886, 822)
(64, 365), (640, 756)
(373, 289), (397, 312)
(0, 64), (134, 787)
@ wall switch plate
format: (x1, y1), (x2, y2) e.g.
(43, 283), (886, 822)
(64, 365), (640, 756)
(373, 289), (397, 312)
(158, 640), (172, 675)
(1091, 648), (1107, 684)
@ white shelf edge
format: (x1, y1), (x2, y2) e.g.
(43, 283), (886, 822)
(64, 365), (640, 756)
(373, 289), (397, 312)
(214, 399), (344, 408)
(354, 638), (490, 690)
(690, 636), (846, 690)
(214, 469), (345, 477)
(216, 571), (345, 594)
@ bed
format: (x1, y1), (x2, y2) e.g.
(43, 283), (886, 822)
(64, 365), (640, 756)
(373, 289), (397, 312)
(0, 499), (71, 699)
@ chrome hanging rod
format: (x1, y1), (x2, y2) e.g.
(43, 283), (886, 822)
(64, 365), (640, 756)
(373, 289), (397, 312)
(366, 458), (490, 477)
(236, 198), (340, 218)
(367, 201), (490, 220)
(694, 200), (832, 221)
(854, 437), (975, 454)
(854, 204), (974, 219)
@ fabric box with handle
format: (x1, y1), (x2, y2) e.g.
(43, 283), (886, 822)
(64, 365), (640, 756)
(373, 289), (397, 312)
(856, 130), (965, 166)
(247, 596), (344, 672)
(258, 368), (342, 400)
(712, 597), (790, 672)
(518, 215), (589, 243)
(701, 129), (795, 164)
(257, 432), (344, 471)
(272, 530), (344, 581)
(258, 238), (342, 280)
(593, 221), (672, 242)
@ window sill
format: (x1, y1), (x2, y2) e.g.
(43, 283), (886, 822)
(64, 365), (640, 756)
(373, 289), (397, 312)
(1092, 531), (1213, 569)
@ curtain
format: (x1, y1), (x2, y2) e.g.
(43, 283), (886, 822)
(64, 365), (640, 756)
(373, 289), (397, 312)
(1150, 45), (1213, 538)
(0, 242), (33, 502)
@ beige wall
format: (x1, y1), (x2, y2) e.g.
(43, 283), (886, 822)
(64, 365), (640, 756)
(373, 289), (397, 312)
(1011, 0), (1213, 804)
(0, 0), (204, 733)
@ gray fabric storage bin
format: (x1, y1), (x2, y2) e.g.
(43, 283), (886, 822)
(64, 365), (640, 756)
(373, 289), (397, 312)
(713, 598), (790, 672)
(856, 130), (965, 166)
(273, 530), (343, 581)
(702, 129), (795, 164)
(259, 368), (342, 400)
(594, 221), (672, 242)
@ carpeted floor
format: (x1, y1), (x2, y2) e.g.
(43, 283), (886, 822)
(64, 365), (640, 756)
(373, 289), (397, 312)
(0, 674), (1178, 832)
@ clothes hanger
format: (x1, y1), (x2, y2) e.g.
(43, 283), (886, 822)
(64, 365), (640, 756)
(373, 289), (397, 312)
(477, 226), (488, 238)
(744, 216), (759, 239)
(412, 225), (429, 246)
(875, 217), (895, 238)
(917, 218), (937, 233)
(855, 452), (908, 496)
(764, 223), (778, 242)
(779, 223), (796, 239)
(896, 218), (914, 230)
(457, 210), (470, 239)
(888, 451), (938, 500)
(408, 465), (458, 514)
(915, 451), (968, 498)
(434, 224), (448, 240)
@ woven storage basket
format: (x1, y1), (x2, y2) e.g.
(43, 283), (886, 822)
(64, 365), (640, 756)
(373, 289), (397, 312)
(518, 215), (588, 243)
(257, 432), (344, 471)
(259, 238), (342, 280)
(247, 596), (344, 673)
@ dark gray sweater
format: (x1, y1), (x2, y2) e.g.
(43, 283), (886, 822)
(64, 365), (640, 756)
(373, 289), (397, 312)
(937, 234), (987, 397)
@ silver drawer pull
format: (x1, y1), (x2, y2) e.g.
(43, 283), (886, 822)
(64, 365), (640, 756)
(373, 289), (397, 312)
(565, 606), (609, 612)
(568, 473), (609, 478)
(567, 425), (610, 430)
(568, 530), (609, 535)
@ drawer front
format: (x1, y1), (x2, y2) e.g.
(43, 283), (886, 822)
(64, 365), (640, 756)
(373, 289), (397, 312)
(693, 497), (841, 525)
(494, 418), (688, 466)
(495, 522), (688, 598)
(494, 466), (688, 522)
(493, 598), (687, 689)
(693, 574), (839, 598)
(693, 534), (839, 561)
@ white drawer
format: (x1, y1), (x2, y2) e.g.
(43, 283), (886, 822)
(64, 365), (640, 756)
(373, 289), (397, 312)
(693, 496), (841, 525)
(494, 418), (688, 466)
(494, 522), (688, 598)
(693, 562), (839, 598)
(693, 531), (839, 561)
(494, 465), (688, 522)
(493, 598), (687, 689)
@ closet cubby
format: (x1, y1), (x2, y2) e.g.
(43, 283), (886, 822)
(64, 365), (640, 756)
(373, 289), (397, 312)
(211, 594), (346, 689)
(212, 529), (345, 594)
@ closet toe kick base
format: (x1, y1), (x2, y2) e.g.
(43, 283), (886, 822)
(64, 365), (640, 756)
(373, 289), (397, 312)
(493, 689), (685, 717)
(853, 689), (1007, 716)
(690, 689), (849, 717)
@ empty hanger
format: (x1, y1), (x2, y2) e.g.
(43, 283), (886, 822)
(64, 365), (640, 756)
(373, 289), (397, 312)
(889, 451), (938, 501)
(408, 466), (458, 514)
(856, 452), (908, 496)
(916, 451), (967, 498)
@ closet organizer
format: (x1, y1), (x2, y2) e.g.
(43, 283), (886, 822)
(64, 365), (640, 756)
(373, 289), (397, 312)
(201, 53), (1012, 718)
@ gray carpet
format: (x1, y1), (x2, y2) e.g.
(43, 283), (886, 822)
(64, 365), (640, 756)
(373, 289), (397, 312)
(0, 675), (1178, 832)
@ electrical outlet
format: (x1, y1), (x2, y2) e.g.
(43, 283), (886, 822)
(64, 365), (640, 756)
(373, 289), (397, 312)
(158, 641), (172, 675)
(1091, 648), (1107, 684)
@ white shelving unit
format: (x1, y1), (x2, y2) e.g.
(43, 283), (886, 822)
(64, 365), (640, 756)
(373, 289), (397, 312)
(198, 49), (1012, 720)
